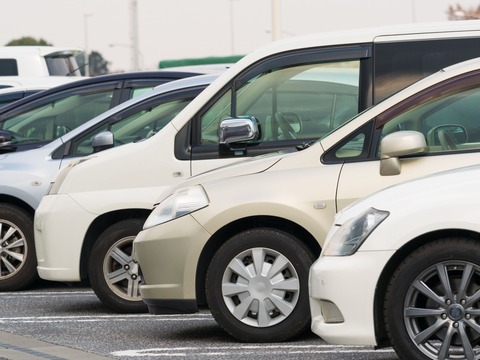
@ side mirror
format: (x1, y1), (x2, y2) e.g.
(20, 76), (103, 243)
(0, 130), (13, 147)
(92, 131), (114, 153)
(380, 131), (426, 176)
(219, 116), (260, 144)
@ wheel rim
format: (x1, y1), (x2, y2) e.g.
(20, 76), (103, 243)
(0, 219), (27, 280)
(221, 247), (300, 328)
(103, 236), (142, 302)
(404, 260), (480, 360)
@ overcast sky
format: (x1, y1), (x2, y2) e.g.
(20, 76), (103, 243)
(1, 0), (479, 73)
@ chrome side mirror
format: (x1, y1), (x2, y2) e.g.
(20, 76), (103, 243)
(219, 116), (260, 144)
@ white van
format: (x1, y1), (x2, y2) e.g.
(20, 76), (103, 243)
(0, 46), (83, 77)
(34, 21), (480, 314)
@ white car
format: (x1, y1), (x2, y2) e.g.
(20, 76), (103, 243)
(309, 163), (480, 360)
(36, 20), (480, 318)
(132, 54), (480, 344)
(0, 46), (83, 77)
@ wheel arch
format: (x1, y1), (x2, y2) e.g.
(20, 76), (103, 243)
(373, 228), (480, 348)
(79, 208), (151, 280)
(0, 195), (35, 218)
(195, 215), (322, 305)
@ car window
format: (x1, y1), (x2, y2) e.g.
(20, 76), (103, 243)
(380, 85), (480, 154)
(0, 59), (18, 76)
(69, 95), (195, 156)
(374, 38), (480, 103)
(0, 87), (115, 145)
(45, 55), (81, 76)
(199, 60), (360, 145)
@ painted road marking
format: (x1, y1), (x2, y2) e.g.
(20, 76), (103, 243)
(112, 345), (396, 357)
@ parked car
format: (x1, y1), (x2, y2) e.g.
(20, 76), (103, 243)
(34, 20), (480, 316)
(0, 70), (207, 291)
(309, 163), (480, 360)
(0, 46), (83, 77)
(131, 54), (480, 343)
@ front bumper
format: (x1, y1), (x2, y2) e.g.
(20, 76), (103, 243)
(309, 250), (394, 346)
(34, 193), (97, 281)
(133, 214), (211, 314)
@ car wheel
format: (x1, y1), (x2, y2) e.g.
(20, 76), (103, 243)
(88, 219), (147, 313)
(0, 204), (37, 291)
(205, 228), (315, 342)
(385, 237), (480, 360)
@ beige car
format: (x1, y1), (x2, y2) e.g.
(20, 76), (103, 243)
(133, 56), (480, 343)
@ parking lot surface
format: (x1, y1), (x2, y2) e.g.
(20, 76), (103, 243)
(0, 281), (399, 359)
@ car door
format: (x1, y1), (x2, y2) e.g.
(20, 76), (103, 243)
(335, 70), (480, 211)
(188, 45), (370, 175)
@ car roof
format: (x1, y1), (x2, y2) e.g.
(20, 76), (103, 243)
(228, 20), (480, 73)
(0, 46), (82, 57)
(0, 70), (204, 114)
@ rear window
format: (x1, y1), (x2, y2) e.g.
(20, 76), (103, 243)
(45, 55), (81, 76)
(0, 59), (18, 76)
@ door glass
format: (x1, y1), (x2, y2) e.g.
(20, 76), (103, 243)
(70, 97), (194, 156)
(1, 88), (114, 145)
(380, 85), (480, 154)
(199, 60), (360, 145)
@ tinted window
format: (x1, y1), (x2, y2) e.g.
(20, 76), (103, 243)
(0, 59), (18, 76)
(374, 38), (480, 103)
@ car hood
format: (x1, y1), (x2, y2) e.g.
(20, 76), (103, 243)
(336, 164), (480, 223)
(154, 151), (288, 204)
(154, 142), (322, 204)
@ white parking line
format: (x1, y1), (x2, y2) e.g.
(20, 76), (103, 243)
(0, 290), (96, 298)
(112, 345), (395, 357)
(0, 313), (214, 324)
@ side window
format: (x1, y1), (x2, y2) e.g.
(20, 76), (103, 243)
(2, 87), (115, 145)
(0, 59), (18, 76)
(199, 61), (360, 145)
(380, 84), (480, 154)
(69, 96), (194, 156)
(374, 38), (480, 103)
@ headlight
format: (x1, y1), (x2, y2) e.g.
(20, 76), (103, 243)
(323, 207), (389, 256)
(143, 185), (209, 229)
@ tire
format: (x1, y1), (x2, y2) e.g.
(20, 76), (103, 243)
(205, 228), (315, 342)
(88, 219), (147, 313)
(385, 237), (480, 360)
(0, 203), (37, 291)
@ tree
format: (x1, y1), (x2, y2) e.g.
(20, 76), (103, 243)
(75, 51), (110, 76)
(5, 36), (52, 46)
(447, 4), (480, 20)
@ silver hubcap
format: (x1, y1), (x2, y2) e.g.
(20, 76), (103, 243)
(404, 261), (480, 360)
(0, 220), (26, 280)
(221, 247), (300, 327)
(103, 237), (141, 301)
